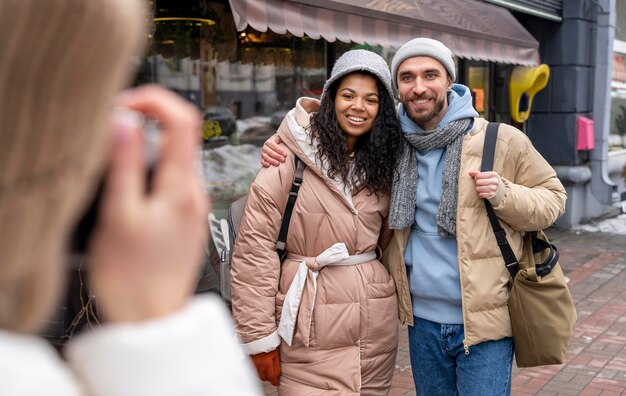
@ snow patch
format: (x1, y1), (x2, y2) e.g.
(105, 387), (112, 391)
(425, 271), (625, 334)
(200, 144), (261, 202)
(574, 214), (626, 235)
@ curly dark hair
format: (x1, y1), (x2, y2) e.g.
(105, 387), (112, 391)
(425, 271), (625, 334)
(308, 71), (403, 195)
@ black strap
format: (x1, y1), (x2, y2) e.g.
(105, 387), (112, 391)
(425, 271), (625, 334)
(531, 231), (560, 277)
(276, 158), (305, 261)
(481, 123), (520, 278)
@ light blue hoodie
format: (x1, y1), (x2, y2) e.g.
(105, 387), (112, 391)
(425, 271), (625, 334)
(398, 84), (478, 324)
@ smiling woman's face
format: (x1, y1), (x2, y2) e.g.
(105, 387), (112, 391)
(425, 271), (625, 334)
(334, 73), (379, 152)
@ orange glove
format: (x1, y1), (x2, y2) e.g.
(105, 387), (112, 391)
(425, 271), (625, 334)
(251, 349), (281, 386)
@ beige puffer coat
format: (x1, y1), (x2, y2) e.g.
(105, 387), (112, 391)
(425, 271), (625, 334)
(231, 98), (399, 395)
(383, 118), (567, 352)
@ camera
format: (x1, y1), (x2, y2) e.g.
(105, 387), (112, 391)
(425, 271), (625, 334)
(69, 109), (160, 254)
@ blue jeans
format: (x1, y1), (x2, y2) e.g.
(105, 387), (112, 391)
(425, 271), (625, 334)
(408, 316), (513, 396)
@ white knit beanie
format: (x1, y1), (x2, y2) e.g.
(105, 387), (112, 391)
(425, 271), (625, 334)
(322, 49), (394, 100)
(391, 38), (456, 88)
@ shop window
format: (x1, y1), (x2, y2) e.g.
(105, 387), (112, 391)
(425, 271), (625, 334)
(138, 0), (375, 295)
(464, 61), (490, 119)
(137, 1), (330, 215)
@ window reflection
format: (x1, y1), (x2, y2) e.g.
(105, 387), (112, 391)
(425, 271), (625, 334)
(136, 0), (340, 294)
(136, 1), (331, 219)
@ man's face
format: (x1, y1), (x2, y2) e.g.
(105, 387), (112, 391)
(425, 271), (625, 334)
(396, 56), (452, 130)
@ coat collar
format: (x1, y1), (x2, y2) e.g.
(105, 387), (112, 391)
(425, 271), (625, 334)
(276, 97), (357, 212)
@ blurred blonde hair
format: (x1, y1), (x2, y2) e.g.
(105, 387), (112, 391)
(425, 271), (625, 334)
(0, 0), (147, 333)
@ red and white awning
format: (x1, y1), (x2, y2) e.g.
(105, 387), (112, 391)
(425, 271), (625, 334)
(229, 0), (540, 66)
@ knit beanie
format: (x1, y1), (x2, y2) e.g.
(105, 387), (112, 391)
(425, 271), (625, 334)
(391, 38), (456, 88)
(0, 0), (147, 332)
(322, 49), (394, 101)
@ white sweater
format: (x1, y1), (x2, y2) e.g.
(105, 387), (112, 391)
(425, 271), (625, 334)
(0, 295), (262, 396)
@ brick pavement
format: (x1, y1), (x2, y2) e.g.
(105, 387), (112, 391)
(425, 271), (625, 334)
(261, 227), (626, 395)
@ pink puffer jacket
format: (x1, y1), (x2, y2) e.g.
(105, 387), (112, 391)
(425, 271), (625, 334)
(231, 97), (398, 395)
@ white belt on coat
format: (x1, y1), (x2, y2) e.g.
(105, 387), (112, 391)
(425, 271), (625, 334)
(277, 242), (376, 347)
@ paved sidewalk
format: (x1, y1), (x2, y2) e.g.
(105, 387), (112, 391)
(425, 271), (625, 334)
(262, 227), (626, 395)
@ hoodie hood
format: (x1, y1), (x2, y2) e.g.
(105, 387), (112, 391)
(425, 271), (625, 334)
(276, 97), (357, 211)
(440, 84), (478, 125)
(276, 97), (319, 167)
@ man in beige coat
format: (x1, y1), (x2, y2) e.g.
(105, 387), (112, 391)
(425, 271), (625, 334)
(383, 38), (566, 395)
(263, 38), (566, 396)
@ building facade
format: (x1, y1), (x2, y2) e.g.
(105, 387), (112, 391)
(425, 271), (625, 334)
(511, 0), (626, 226)
(140, 0), (625, 231)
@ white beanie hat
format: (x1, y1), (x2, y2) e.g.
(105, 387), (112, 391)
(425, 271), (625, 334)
(322, 49), (394, 101)
(391, 38), (456, 88)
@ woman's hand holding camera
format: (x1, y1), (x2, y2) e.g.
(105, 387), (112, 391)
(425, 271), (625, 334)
(88, 84), (208, 324)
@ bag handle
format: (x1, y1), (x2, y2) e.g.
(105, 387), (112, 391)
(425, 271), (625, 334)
(481, 122), (520, 278)
(531, 231), (560, 277)
(276, 157), (305, 261)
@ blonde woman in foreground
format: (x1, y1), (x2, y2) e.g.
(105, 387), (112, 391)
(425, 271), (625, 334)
(0, 0), (260, 395)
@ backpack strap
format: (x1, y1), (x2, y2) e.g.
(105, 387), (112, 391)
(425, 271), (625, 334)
(276, 157), (305, 261)
(481, 122), (520, 278)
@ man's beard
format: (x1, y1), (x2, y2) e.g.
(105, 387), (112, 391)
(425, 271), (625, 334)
(405, 94), (445, 129)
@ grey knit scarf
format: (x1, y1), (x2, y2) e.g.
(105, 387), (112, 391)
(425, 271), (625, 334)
(389, 118), (471, 236)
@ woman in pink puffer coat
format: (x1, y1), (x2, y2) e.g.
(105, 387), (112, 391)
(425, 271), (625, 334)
(231, 50), (404, 395)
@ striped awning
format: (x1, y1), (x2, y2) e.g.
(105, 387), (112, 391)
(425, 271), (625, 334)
(228, 0), (540, 66)
(484, 0), (563, 21)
